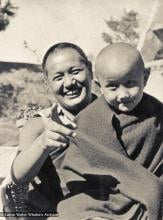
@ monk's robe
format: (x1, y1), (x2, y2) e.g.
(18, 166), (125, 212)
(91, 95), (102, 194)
(58, 93), (163, 220)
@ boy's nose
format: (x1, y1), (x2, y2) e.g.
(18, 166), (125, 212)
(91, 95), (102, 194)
(117, 86), (130, 101)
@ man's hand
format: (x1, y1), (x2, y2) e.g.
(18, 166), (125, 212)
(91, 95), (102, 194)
(41, 104), (77, 152)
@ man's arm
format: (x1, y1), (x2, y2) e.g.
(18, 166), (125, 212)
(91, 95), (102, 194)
(12, 108), (76, 185)
(12, 117), (49, 184)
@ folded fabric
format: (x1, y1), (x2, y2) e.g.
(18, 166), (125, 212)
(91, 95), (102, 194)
(58, 94), (163, 220)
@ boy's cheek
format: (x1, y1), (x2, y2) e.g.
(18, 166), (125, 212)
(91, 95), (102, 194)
(104, 92), (116, 105)
(129, 87), (141, 96)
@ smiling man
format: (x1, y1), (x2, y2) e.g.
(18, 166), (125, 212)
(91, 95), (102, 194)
(3, 43), (97, 216)
(44, 45), (93, 114)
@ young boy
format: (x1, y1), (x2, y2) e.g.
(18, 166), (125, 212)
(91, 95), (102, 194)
(57, 43), (163, 220)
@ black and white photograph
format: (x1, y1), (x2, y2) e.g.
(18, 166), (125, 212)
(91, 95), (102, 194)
(0, 0), (162, 219)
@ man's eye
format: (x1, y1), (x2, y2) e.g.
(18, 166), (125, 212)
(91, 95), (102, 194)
(71, 68), (83, 75)
(72, 70), (79, 75)
(53, 75), (63, 81)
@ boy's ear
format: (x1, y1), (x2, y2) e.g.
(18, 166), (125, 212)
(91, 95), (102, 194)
(143, 68), (150, 86)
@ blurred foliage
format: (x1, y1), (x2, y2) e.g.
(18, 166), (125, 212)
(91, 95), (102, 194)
(0, 69), (52, 146)
(0, 69), (52, 119)
(0, 0), (17, 31)
(102, 10), (139, 46)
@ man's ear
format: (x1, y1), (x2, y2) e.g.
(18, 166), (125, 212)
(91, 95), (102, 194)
(144, 68), (150, 86)
(88, 61), (93, 80)
(94, 75), (101, 88)
(90, 70), (93, 80)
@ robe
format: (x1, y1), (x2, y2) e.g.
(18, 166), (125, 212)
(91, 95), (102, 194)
(58, 93), (163, 220)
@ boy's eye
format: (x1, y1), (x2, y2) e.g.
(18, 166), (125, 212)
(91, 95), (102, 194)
(126, 80), (136, 87)
(107, 83), (119, 90)
(109, 86), (118, 91)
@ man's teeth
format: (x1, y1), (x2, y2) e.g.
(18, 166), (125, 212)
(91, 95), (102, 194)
(66, 90), (78, 95)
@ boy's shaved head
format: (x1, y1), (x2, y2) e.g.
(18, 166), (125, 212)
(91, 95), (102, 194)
(95, 43), (144, 79)
(95, 43), (147, 113)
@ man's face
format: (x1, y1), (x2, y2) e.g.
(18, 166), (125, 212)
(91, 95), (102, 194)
(98, 62), (146, 112)
(45, 48), (92, 111)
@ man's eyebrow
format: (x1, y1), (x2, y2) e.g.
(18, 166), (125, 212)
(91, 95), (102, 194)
(55, 71), (64, 75)
(70, 66), (84, 71)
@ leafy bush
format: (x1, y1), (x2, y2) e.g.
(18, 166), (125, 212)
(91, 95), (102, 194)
(0, 68), (51, 146)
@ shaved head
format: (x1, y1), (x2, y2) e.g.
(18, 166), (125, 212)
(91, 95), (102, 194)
(95, 43), (144, 79)
(95, 43), (147, 112)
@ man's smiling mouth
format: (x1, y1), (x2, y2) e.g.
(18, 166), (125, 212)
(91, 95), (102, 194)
(64, 88), (82, 98)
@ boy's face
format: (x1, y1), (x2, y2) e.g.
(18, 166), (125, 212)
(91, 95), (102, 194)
(98, 61), (146, 112)
(45, 48), (92, 111)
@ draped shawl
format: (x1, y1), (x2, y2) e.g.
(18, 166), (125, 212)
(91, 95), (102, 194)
(58, 94), (163, 220)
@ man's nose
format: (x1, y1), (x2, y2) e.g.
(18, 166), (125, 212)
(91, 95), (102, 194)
(117, 85), (130, 100)
(64, 74), (74, 88)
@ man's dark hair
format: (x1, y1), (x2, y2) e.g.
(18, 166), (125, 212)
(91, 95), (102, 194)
(42, 42), (92, 74)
